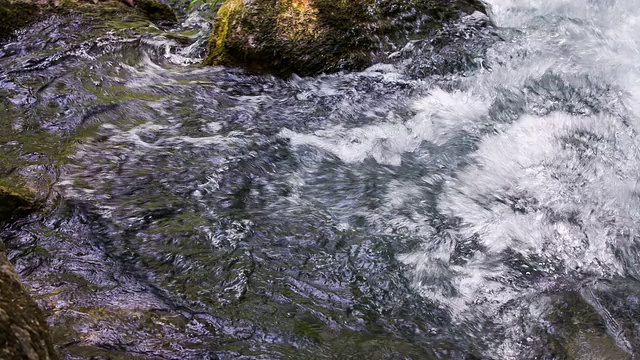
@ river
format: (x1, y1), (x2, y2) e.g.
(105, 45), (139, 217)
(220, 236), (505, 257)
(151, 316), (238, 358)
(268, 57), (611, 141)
(1, 0), (639, 358)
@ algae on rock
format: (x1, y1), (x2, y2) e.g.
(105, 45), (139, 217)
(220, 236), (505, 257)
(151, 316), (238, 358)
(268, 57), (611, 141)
(546, 291), (633, 360)
(205, 0), (487, 76)
(129, 0), (177, 24)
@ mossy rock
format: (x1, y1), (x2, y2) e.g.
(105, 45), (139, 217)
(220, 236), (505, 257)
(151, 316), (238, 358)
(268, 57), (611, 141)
(205, 0), (487, 76)
(0, 242), (58, 360)
(133, 0), (177, 24)
(546, 291), (632, 360)
(0, 0), (41, 40)
(0, 185), (38, 223)
(73, 0), (178, 25)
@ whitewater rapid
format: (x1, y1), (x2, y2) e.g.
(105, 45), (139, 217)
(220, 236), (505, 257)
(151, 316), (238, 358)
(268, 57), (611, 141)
(281, 0), (640, 357)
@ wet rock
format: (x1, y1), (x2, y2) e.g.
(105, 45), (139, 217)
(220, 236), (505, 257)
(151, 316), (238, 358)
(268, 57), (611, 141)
(131, 0), (177, 24)
(545, 291), (633, 360)
(0, 0), (41, 40)
(0, 185), (38, 223)
(205, 0), (487, 76)
(0, 241), (57, 360)
(0, 0), (177, 41)
(400, 11), (498, 77)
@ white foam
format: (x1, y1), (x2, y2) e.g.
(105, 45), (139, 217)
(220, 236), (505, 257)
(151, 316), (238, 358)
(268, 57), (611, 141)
(394, 0), (640, 356)
(279, 88), (489, 166)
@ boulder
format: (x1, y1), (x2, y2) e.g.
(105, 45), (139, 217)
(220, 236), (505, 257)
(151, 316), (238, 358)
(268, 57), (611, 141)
(205, 0), (487, 76)
(0, 184), (56, 359)
(130, 0), (177, 24)
(0, 186), (38, 223)
(0, 239), (57, 360)
(545, 291), (633, 359)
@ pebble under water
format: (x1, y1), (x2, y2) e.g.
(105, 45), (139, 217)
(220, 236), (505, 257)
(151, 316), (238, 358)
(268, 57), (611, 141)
(2, 0), (640, 359)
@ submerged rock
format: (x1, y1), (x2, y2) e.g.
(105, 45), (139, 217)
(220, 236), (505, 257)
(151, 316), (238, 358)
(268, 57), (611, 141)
(205, 0), (487, 76)
(545, 290), (633, 360)
(0, 239), (57, 360)
(0, 0), (176, 41)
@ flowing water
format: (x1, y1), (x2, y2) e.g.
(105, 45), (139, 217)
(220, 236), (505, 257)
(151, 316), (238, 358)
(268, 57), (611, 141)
(2, 0), (640, 359)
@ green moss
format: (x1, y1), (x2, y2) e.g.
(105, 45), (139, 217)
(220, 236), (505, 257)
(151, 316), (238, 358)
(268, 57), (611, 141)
(207, 0), (242, 60)
(72, 177), (93, 189)
(206, 0), (373, 75)
(546, 291), (632, 360)
(0, 0), (41, 40)
(103, 18), (156, 30)
(175, 28), (201, 37)
(205, 0), (486, 76)
(293, 316), (323, 342)
(55, 272), (103, 292)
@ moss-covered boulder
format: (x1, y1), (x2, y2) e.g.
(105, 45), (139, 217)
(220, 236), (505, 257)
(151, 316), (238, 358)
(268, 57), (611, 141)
(205, 0), (486, 76)
(0, 240), (57, 360)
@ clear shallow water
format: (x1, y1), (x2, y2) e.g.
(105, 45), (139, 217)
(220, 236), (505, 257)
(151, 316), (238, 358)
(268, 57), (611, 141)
(2, 0), (640, 359)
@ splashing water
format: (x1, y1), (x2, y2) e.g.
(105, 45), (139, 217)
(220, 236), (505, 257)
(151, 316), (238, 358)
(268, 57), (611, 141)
(395, 0), (640, 357)
(3, 0), (640, 359)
